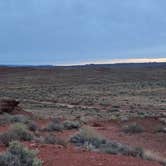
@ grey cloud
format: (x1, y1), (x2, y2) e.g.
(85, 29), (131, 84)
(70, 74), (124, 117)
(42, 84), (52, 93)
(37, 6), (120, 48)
(0, 0), (166, 64)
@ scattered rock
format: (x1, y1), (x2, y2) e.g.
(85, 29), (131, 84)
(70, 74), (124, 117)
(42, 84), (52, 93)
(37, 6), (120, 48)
(0, 99), (20, 113)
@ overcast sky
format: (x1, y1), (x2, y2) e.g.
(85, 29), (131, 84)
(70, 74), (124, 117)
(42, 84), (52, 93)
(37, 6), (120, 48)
(0, 0), (166, 65)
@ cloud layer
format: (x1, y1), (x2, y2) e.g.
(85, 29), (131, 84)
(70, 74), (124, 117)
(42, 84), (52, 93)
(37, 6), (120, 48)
(0, 0), (166, 64)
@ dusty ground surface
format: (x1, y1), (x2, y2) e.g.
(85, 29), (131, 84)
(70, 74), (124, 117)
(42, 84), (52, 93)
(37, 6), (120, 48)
(92, 118), (166, 158)
(0, 64), (165, 166)
(36, 144), (161, 166)
(0, 65), (165, 120)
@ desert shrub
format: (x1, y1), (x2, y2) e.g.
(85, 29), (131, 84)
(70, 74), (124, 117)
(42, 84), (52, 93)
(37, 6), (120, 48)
(63, 120), (80, 130)
(44, 134), (56, 144)
(45, 122), (63, 132)
(70, 126), (144, 158)
(143, 150), (166, 165)
(100, 143), (144, 157)
(0, 114), (11, 125)
(28, 121), (38, 132)
(11, 123), (33, 141)
(46, 122), (63, 132)
(108, 108), (119, 112)
(0, 123), (33, 146)
(52, 118), (61, 124)
(122, 123), (144, 134)
(0, 131), (17, 146)
(43, 134), (67, 147)
(0, 141), (42, 166)
(99, 99), (110, 107)
(70, 126), (106, 148)
(10, 114), (29, 124)
(0, 114), (29, 125)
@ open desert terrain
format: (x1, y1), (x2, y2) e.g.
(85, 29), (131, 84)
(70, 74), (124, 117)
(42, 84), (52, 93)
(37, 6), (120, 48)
(0, 63), (165, 166)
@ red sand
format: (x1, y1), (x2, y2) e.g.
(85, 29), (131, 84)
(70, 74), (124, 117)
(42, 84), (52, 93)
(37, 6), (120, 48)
(0, 111), (165, 166)
(93, 118), (166, 157)
(26, 143), (161, 166)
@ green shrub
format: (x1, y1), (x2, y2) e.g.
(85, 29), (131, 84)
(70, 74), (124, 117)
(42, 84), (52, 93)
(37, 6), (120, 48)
(70, 126), (106, 149)
(0, 141), (42, 166)
(63, 120), (80, 130)
(10, 114), (29, 124)
(11, 123), (33, 141)
(52, 118), (61, 124)
(45, 122), (63, 132)
(0, 114), (29, 125)
(70, 126), (144, 158)
(100, 143), (144, 157)
(0, 114), (11, 125)
(0, 123), (33, 146)
(28, 121), (38, 132)
(43, 134), (67, 147)
(44, 134), (56, 144)
(122, 123), (144, 134)
(0, 132), (17, 146)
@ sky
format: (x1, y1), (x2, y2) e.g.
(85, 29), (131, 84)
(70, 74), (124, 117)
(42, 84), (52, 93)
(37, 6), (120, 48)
(0, 0), (166, 65)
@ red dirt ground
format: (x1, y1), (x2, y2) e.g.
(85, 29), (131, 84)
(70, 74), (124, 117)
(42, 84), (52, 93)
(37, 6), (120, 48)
(92, 118), (166, 158)
(25, 117), (166, 166)
(0, 125), (9, 133)
(0, 111), (165, 166)
(26, 143), (161, 166)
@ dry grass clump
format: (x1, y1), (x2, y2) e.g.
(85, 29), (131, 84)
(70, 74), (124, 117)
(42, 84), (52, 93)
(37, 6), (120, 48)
(70, 126), (105, 149)
(143, 150), (166, 165)
(41, 134), (67, 147)
(79, 126), (103, 140)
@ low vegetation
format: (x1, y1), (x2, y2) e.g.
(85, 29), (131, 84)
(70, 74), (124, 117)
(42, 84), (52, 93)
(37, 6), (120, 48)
(63, 120), (81, 130)
(45, 122), (63, 132)
(0, 123), (33, 146)
(0, 65), (165, 165)
(0, 141), (42, 166)
(70, 126), (144, 157)
(43, 134), (67, 147)
(27, 121), (38, 132)
(122, 123), (144, 134)
(0, 113), (30, 125)
(70, 126), (166, 165)
(143, 150), (166, 165)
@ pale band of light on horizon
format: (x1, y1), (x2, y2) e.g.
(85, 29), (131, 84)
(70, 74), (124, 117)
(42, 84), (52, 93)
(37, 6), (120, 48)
(62, 58), (166, 66)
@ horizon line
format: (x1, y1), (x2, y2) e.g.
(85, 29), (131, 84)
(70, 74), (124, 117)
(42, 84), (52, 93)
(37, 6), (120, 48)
(0, 58), (166, 66)
(60, 58), (166, 66)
